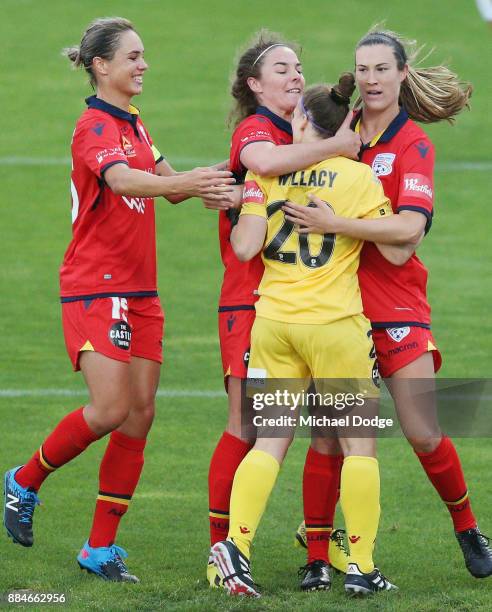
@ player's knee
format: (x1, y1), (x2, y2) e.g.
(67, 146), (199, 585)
(340, 438), (376, 457)
(105, 405), (132, 431)
(90, 398), (131, 433)
(407, 435), (441, 454)
(134, 401), (155, 429)
(310, 437), (340, 455)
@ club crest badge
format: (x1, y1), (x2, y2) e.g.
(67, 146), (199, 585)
(372, 153), (396, 177)
(386, 326), (411, 343)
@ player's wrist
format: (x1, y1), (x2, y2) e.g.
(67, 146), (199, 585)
(331, 215), (347, 234)
(164, 174), (187, 196)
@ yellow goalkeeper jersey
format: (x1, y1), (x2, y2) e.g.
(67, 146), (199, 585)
(240, 157), (391, 324)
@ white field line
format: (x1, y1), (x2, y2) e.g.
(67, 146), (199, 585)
(0, 388), (224, 398)
(0, 156), (491, 171)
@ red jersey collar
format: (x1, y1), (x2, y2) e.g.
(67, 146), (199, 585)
(256, 106), (293, 137)
(86, 95), (140, 133)
(352, 106), (409, 146)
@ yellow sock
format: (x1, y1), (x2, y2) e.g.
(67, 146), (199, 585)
(228, 449), (280, 559)
(340, 455), (380, 573)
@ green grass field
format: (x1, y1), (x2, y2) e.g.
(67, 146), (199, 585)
(1, 0), (491, 609)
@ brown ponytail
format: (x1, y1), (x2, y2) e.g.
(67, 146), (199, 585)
(301, 73), (356, 138)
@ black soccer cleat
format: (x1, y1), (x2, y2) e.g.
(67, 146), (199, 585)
(3, 466), (41, 547)
(298, 559), (332, 591)
(211, 539), (260, 597)
(77, 541), (140, 583)
(455, 527), (492, 578)
(344, 562), (398, 596)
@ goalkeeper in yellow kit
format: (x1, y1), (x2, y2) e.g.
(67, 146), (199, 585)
(210, 75), (401, 597)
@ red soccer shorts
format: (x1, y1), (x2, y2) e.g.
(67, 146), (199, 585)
(372, 325), (442, 378)
(62, 296), (164, 370)
(218, 307), (256, 380)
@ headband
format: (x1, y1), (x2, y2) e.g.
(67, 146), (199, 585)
(252, 43), (285, 66)
(300, 97), (333, 136)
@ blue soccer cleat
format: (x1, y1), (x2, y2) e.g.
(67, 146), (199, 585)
(77, 540), (140, 582)
(4, 466), (41, 547)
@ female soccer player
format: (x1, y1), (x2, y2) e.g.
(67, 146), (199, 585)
(3, 17), (234, 582)
(207, 30), (361, 586)
(210, 77), (399, 598)
(284, 29), (492, 580)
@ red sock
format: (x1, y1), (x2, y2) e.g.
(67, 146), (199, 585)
(208, 431), (253, 545)
(415, 436), (476, 532)
(303, 447), (344, 563)
(15, 407), (100, 491)
(88, 430), (146, 548)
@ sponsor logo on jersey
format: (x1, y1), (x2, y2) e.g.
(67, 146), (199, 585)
(386, 327), (411, 342)
(108, 321), (132, 350)
(371, 153), (396, 176)
(402, 173), (433, 202)
(96, 147), (125, 164)
(122, 196), (146, 214)
(242, 129), (271, 144)
(243, 180), (264, 204)
(121, 135), (136, 157)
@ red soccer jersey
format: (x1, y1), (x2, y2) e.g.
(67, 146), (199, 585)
(356, 108), (435, 327)
(219, 106), (292, 307)
(60, 96), (163, 301)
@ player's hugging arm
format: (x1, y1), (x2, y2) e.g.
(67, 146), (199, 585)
(240, 116), (360, 178)
(154, 158), (236, 208)
(283, 195), (426, 266)
(375, 240), (424, 266)
(231, 214), (267, 262)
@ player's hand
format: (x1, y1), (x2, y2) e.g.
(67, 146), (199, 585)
(201, 192), (235, 210)
(283, 194), (339, 234)
(201, 184), (243, 211)
(331, 110), (361, 159)
(177, 167), (235, 198)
